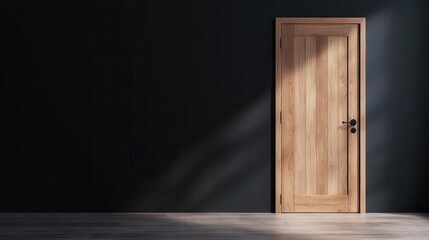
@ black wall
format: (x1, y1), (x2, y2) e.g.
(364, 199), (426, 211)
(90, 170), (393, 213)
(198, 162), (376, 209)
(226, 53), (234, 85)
(1, 0), (428, 212)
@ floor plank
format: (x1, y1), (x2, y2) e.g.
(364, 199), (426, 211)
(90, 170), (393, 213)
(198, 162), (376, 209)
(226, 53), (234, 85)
(0, 213), (428, 239)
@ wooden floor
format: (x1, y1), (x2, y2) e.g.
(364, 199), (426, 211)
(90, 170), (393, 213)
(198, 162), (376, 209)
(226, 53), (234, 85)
(0, 213), (428, 239)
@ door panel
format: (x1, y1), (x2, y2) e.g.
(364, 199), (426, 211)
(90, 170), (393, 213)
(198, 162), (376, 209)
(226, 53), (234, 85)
(280, 24), (295, 212)
(315, 36), (328, 196)
(294, 195), (349, 212)
(294, 24), (350, 36)
(280, 24), (359, 212)
(348, 24), (359, 212)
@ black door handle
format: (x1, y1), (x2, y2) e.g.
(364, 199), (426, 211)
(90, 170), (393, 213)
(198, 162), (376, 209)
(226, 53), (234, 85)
(342, 119), (357, 126)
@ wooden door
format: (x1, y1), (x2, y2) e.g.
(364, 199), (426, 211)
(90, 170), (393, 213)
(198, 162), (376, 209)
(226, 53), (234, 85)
(276, 19), (366, 213)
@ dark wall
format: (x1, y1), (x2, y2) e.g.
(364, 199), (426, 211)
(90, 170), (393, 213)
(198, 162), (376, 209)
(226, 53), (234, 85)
(1, 0), (428, 212)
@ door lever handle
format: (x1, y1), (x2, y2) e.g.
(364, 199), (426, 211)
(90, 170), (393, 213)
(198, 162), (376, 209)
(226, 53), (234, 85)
(342, 119), (357, 126)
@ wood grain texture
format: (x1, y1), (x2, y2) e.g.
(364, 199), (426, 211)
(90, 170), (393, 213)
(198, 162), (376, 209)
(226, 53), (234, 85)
(348, 24), (359, 212)
(294, 24), (349, 36)
(281, 24), (295, 212)
(338, 37), (348, 195)
(315, 36), (328, 195)
(276, 18), (366, 24)
(304, 37), (317, 196)
(327, 36), (340, 196)
(276, 18), (365, 213)
(0, 213), (428, 239)
(275, 18), (282, 213)
(294, 195), (349, 212)
(293, 36), (306, 195)
(359, 19), (367, 214)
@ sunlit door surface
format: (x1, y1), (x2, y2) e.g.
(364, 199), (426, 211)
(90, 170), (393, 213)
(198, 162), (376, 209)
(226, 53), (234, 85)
(281, 24), (360, 212)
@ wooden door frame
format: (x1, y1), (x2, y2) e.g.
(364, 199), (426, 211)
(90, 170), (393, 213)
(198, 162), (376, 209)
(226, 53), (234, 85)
(275, 18), (366, 213)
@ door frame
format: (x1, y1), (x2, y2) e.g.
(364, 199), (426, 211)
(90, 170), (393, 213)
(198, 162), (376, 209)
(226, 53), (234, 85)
(275, 18), (366, 213)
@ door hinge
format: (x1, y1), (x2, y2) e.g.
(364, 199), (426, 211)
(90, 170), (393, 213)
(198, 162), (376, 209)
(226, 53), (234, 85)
(280, 111), (282, 124)
(280, 194), (282, 204)
(280, 38), (282, 48)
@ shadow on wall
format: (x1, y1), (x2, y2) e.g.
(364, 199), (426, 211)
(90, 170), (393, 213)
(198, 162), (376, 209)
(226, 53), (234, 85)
(1, 0), (429, 212)
(125, 93), (271, 212)
(366, 0), (429, 212)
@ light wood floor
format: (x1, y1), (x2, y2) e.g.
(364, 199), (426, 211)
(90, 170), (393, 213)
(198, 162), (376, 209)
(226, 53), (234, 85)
(0, 213), (428, 239)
